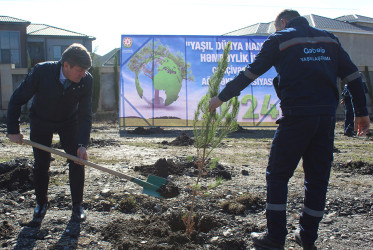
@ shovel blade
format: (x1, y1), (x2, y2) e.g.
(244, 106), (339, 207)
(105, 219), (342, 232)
(147, 174), (168, 186)
(142, 175), (168, 198)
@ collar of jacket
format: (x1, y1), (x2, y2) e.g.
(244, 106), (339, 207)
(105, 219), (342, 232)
(286, 16), (309, 29)
(55, 61), (63, 83)
(55, 61), (82, 86)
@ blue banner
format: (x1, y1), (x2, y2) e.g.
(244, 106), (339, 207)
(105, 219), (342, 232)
(120, 35), (280, 127)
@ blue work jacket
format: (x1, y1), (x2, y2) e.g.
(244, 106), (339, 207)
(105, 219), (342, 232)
(219, 16), (368, 117)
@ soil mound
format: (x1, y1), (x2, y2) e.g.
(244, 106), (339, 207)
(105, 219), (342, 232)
(326, 197), (373, 215)
(0, 158), (34, 192)
(89, 138), (120, 148)
(157, 181), (180, 199)
(162, 133), (195, 146)
(134, 158), (232, 180)
(333, 160), (373, 175)
(129, 127), (167, 135)
(101, 212), (232, 249)
(231, 125), (252, 134)
(134, 158), (184, 178)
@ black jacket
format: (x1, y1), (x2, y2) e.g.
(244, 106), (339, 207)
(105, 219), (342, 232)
(7, 61), (93, 146)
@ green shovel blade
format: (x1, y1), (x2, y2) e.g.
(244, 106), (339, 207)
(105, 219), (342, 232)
(131, 174), (168, 198)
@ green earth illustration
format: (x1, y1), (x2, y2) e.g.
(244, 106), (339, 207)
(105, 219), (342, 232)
(153, 57), (182, 106)
(128, 40), (194, 107)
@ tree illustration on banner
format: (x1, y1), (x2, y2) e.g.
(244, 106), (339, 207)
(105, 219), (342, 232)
(127, 40), (194, 107)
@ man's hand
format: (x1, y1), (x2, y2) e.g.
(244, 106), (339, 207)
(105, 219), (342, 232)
(209, 96), (223, 113)
(76, 146), (88, 165)
(354, 116), (370, 136)
(7, 133), (24, 144)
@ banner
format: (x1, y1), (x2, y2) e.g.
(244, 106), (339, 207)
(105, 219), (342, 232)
(120, 35), (280, 127)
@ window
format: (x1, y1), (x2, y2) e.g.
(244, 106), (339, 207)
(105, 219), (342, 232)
(52, 45), (68, 60)
(0, 31), (21, 67)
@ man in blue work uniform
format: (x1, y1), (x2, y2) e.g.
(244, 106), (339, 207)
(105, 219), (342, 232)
(209, 9), (370, 250)
(341, 78), (368, 137)
(7, 43), (93, 223)
(341, 84), (356, 136)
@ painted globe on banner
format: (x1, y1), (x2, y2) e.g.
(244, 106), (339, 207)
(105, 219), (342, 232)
(141, 57), (183, 107)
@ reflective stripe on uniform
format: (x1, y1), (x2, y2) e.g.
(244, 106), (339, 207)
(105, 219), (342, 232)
(266, 203), (286, 211)
(341, 71), (361, 85)
(279, 36), (338, 51)
(244, 69), (259, 80)
(303, 206), (324, 217)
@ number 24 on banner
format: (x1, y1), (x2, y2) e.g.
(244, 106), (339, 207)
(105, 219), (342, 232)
(241, 94), (279, 119)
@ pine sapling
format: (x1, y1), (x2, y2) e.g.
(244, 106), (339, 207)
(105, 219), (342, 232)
(183, 41), (240, 235)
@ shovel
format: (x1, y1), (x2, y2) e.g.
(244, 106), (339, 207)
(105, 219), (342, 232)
(22, 139), (169, 198)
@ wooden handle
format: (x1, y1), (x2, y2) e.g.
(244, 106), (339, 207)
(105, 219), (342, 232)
(22, 139), (132, 181)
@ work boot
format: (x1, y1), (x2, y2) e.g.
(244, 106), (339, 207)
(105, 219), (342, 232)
(72, 203), (86, 222)
(251, 232), (284, 250)
(295, 230), (317, 250)
(33, 203), (48, 219)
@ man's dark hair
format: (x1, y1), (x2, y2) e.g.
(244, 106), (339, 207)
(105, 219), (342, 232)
(61, 43), (92, 70)
(275, 9), (300, 26)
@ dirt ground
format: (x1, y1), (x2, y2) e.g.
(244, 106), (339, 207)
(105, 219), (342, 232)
(0, 120), (372, 249)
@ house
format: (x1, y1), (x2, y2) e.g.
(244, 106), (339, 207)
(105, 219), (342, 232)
(0, 15), (95, 68)
(27, 23), (95, 66)
(0, 15), (95, 117)
(0, 16), (30, 68)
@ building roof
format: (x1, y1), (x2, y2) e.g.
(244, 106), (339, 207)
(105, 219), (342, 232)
(27, 23), (95, 40)
(223, 22), (275, 36)
(0, 15), (30, 25)
(99, 48), (120, 66)
(223, 14), (373, 36)
(305, 14), (373, 34)
(335, 14), (373, 24)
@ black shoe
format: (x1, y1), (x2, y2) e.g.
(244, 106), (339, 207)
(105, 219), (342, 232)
(295, 230), (317, 250)
(251, 232), (284, 250)
(72, 203), (86, 222)
(33, 203), (48, 219)
(344, 131), (356, 137)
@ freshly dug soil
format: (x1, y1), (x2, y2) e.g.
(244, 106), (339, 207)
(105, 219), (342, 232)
(157, 181), (180, 199)
(0, 122), (372, 249)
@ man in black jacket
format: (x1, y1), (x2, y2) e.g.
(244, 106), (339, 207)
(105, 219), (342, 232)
(7, 43), (93, 223)
(209, 10), (370, 250)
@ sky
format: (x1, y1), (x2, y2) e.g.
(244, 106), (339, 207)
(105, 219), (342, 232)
(2, 0), (373, 56)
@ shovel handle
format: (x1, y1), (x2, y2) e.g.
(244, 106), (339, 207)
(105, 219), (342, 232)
(22, 139), (133, 181)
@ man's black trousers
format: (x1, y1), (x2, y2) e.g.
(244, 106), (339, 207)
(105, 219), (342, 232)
(30, 120), (85, 205)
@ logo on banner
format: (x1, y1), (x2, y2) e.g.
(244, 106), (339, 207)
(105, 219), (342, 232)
(123, 37), (133, 48)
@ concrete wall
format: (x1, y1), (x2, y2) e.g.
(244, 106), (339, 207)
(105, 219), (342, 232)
(98, 67), (117, 111)
(334, 32), (373, 68)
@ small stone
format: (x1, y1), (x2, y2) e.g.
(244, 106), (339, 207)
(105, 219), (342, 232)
(100, 188), (112, 197)
(223, 229), (233, 236)
(211, 236), (219, 242)
(241, 170), (249, 176)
